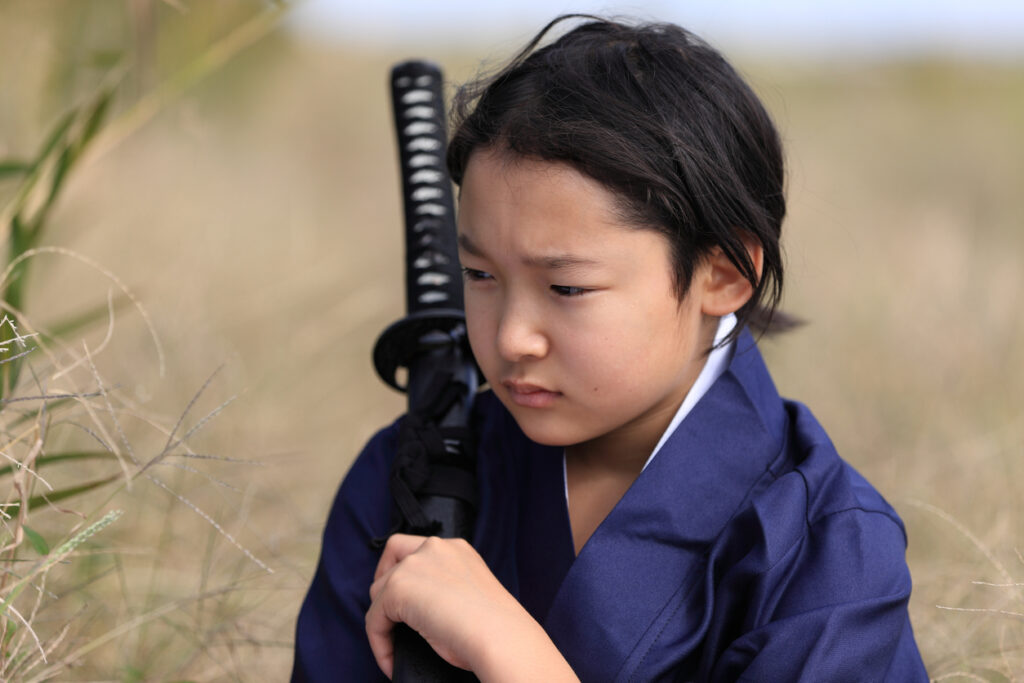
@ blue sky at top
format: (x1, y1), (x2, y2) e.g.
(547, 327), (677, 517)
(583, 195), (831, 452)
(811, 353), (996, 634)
(288, 0), (1024, 58)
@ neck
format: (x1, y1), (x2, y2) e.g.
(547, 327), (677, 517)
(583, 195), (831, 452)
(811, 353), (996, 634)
(566, 315), (719, 476)
(564, 410), (669, 477)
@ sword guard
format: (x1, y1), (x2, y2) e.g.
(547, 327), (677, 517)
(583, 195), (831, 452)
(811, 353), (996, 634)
(373, 310), (481, 393)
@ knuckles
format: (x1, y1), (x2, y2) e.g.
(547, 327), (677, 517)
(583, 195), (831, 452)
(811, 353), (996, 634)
(420, 535), (447, 551)
(373, 535), (481, 610)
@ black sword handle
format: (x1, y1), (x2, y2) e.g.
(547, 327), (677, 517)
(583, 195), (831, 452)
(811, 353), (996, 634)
(392, 61), (463, 317)
(378, 60), (479, 683)
(374, 61), (476, 396)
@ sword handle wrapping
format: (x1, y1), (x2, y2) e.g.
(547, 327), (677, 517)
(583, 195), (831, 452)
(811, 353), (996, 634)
(391, 60), (463, 316)
(374, 61), (478, 393)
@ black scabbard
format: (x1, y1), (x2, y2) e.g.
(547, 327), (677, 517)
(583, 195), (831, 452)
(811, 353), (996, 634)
(373, 60), (480, 683)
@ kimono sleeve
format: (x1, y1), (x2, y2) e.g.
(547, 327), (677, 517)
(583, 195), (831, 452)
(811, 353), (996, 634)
(709, 506), (928, 682)
(291, 423), (399, 682)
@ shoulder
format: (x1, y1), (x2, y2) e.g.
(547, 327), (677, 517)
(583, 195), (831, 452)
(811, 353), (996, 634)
(775, 399), (905, 549)
(782, 399), (902, 528)
(701, 401), (926, 680)
(724, 398), (911, 618)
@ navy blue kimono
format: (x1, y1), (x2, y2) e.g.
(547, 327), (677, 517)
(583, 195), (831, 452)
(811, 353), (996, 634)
(293, 332), (928, 681)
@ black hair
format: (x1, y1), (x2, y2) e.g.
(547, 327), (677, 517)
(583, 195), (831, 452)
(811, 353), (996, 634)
(447, 15), (797, 344)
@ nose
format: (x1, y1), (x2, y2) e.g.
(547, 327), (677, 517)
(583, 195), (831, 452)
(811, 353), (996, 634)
(495, 298), (549, 362)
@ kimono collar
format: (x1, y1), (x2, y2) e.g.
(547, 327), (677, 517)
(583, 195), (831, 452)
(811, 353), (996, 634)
(644, 312), (737, 470)
(543, 328), (789, 681)
(561, 314), (737, 503)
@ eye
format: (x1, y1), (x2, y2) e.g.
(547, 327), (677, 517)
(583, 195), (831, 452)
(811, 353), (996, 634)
(550, 284), (589, 297)
(461, 266), (494, 282)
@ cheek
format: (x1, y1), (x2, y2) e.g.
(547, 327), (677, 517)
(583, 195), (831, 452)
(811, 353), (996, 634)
(465, 300), (497, 369)
(556, 311), (647, 393)
(559, 297), (692, 395)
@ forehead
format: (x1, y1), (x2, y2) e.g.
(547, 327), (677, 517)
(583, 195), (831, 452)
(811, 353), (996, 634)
(457, 149), (639, 252)
(461, 149), (617, 209)
(456, 149), (680, 287)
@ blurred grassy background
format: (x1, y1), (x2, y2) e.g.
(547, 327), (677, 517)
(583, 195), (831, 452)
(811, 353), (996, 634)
(1, 1), (1021, 679)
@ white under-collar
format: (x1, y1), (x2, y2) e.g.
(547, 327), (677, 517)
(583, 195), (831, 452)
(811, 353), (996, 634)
(563, 313), (737, 501)
(642, 312), (737, 471)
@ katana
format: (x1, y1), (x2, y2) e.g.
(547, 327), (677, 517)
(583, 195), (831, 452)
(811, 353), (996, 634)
(372, 60), (480, 682)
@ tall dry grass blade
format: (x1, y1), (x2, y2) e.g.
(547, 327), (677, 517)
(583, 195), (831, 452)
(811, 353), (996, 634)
(973, 582), (1024, 588)
(1, 424), (45, 553)
(0, 450), (54, 492)
(6, 572), (50, 673)
(155, 460), (242, 492)
(15, 474), (122, 517)
(0, 246), (165, 377)
(0, 347), (38, 366)
(905, 498), (1015, 587)
(23, 583), (250, 683)
(48, 290), (117, 382)
(82, 341), (137, 483)
(154, 362), (226, 466)
(23, 600), (181, 683)
(936, 606), (1024, 621)
(86, 3), (290, 167)
(0, 509), (122, 615)
(68, 394), (126, 483)
(143, 474), (270, 574)
(43, 288), (127, 344)
(1, 390), (103, 405)
(15, 610), (76, 679)
(166, 453), (263, 465)
(159, 393), (239, 462)
(2, 603), (46, 671)
(58, 422), (114, 453)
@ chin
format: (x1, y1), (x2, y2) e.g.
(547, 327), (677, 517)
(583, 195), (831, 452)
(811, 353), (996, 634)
(520, 427), (575, 447)
(502, 405), (583, 448)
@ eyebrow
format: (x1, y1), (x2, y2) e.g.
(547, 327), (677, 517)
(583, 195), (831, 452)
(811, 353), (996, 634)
(458, 232), (600, 271)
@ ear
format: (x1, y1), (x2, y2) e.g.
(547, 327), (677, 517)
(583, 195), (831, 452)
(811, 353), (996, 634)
(698, 239), (763, 317)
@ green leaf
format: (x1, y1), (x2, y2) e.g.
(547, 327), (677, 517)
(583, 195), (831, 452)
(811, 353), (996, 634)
(5, 474), (123, 516)
(0, 160), (31, 179)
(3, 396), (75, 431)
(1, 510), (122, 617)
(44, 145), (73, 210)
(2, 619), (15, 645)
(89, 50), (123, 70)
(22, 525), (50, 555)
(29, 88), (115, 242)
(0, 108), (76, 236)
(121, 666), (145, 683)
(30, 109), (77, 173)
(0, 451), (118, 478)
(78, 88), (114, 152)
(42, 292), (134, 341)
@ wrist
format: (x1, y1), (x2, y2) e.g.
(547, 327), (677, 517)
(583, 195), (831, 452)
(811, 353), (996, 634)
(472, 610), (578, 683)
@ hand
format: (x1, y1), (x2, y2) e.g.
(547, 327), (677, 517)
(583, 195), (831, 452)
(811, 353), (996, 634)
(365, 534), (578, 681)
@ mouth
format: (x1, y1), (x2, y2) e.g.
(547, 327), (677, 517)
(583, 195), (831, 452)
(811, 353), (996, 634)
(502, 380), (562, 408)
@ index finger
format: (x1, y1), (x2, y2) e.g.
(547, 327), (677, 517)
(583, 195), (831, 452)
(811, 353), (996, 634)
(365, 595), (396, 679)
(373, 533), (429, 582)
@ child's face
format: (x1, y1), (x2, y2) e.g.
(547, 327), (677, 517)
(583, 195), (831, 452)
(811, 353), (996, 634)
(457, 149), (718, 459)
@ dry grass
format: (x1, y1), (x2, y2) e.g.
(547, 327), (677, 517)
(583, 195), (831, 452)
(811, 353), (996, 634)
(2, 4), (1022, 679)
(758, 59), (1024, 680)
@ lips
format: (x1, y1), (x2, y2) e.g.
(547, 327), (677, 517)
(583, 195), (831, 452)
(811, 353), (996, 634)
(502, 380), (562, 408)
